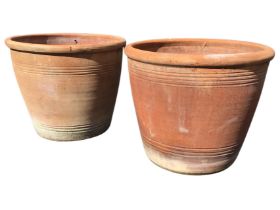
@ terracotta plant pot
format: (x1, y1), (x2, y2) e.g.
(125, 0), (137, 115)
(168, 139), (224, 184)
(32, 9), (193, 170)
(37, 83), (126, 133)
(125, 38), (274, 174)
(6, 33), (126, 141)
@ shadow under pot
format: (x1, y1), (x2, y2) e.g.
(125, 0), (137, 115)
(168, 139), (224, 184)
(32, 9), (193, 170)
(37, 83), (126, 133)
(6, 33), (126, 141)
(125, 38), (274, 175)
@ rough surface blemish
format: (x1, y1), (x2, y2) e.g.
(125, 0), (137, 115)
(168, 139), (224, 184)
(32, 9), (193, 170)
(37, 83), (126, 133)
(179, 126), (189, 134)
(148, 127), (155, 137)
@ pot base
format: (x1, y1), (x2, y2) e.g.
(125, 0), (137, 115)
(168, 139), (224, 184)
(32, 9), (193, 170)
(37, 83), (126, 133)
(143, 143), (240, 175)
(33, 119), (111, 141)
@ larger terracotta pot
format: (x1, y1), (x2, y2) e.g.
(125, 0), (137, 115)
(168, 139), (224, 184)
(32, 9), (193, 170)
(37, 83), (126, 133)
(6, 33), (126, 141)
(125, 38), (274, 174)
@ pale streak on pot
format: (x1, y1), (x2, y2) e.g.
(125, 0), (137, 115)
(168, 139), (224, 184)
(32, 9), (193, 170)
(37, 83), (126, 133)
(147, 112), (156, 138)
(125, 38), (275, 175)
(6, 33), (126, 141)
(219, 117), (239, 131)
(209, 116), (240, 133)
(178, 104), (189, 134)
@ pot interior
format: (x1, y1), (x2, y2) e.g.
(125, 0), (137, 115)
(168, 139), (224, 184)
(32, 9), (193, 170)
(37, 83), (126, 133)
(11, 34), (117, 45)
(133, 40), (264, 55)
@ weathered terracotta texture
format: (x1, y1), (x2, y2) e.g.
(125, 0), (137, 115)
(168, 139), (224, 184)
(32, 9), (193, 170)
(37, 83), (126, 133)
(6, 34), (126, 141)
(125, 39), (274, 174)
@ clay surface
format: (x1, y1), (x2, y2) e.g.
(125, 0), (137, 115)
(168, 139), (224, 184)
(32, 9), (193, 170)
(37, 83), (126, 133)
(125, 38), (274, 174)
(6, 34), (126, 141)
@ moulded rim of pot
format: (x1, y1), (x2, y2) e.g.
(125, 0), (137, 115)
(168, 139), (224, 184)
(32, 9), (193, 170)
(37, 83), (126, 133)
(5, 33), (126, 54)
(125, 38), (275, 67)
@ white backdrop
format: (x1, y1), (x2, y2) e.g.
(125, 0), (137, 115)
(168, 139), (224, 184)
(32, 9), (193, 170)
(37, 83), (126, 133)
(0, 0), (279, 209)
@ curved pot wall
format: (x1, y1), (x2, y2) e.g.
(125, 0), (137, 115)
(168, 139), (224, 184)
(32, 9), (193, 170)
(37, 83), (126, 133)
(6, 33), (126, 141)
(125, 38), (274, 174)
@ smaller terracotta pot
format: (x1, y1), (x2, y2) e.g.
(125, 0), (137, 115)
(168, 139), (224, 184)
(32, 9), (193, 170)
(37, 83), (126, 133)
(6, 33), (126, 141)
(125, 38), (274, 174)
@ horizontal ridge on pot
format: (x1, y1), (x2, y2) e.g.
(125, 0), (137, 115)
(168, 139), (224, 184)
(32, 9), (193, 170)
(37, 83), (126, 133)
(6, 33), (126, 141)
(128, 60), (268, 87)
(12, 61), (120, 76)
(125, 38), (274, 174)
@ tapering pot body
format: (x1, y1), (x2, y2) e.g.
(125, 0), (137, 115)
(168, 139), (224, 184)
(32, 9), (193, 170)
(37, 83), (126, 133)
(6, 34), (126, 141)
(125, 39), (274, 174)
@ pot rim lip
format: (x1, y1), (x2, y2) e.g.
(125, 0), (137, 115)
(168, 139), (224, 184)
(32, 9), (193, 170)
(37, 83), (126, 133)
(5, 33), (126, 53)
(125, 38), (275, 67)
